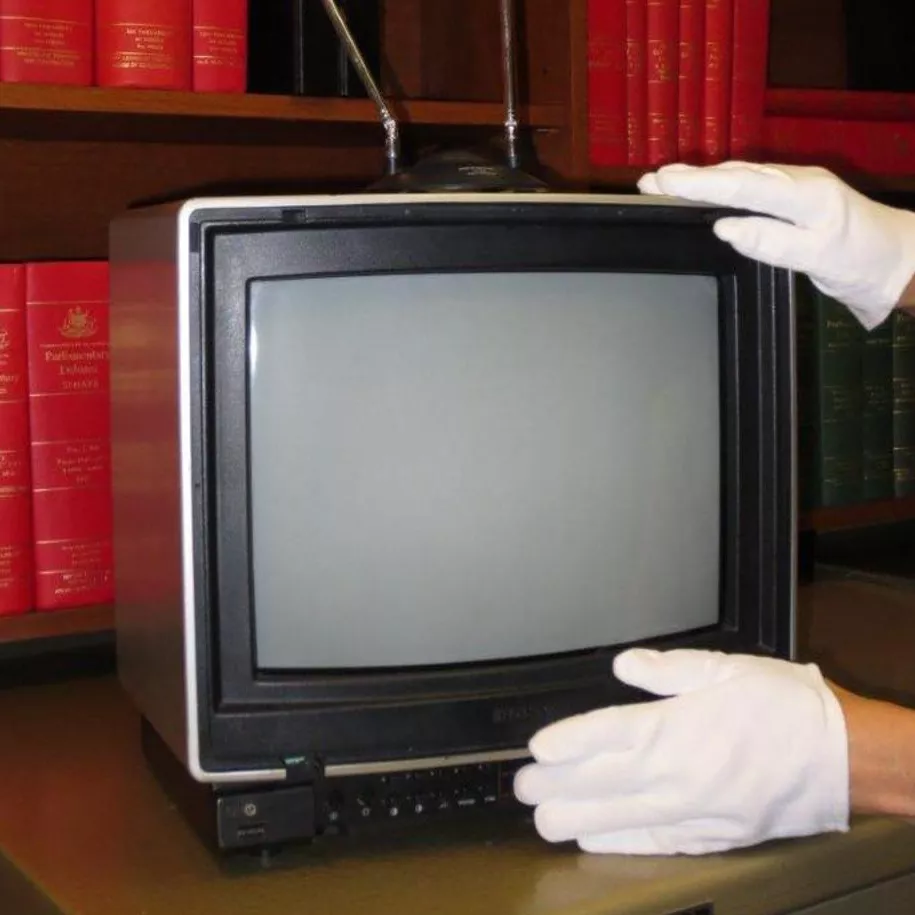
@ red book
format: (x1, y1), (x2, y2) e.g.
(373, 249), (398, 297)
(192, 0), (247, 93)
(625, 0), (648, 164)
(0, 265), (32, 617)
(25, 262), (114, 612)
(730, 0), (770, 159)
(646, 0), (679, 166)
(588, 0), (628, 167)
(0, 0), (92, 86)
(762, 116), (915, 176)
(702, 0), (733, 161)
(95, 0), (192, 90)
(677, 0), (705, 162)
(766, 88), (915, 122)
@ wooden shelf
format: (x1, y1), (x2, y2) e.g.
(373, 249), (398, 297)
(0, 604), (114, 649)
(587, 164), (645, 191)
(800, 497), (915, 533)
(0, 83), (565, 130)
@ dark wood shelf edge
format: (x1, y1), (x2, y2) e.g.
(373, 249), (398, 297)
(0, 604), (114, 650)
(800, 497), (915, 533)
(0, 83), (565, 129)
(587, 165), (645, 191)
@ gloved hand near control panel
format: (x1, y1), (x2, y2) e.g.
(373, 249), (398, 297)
(513, 648), (849, 856)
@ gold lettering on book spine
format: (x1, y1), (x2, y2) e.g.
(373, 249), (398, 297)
(648, 41), (673, 83)
(0, 15), (85, 70)
(194, 25), (244, 67)
(106, 21), (178, 72)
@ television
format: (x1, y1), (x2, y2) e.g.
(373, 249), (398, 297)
(108, 191), (797, 853)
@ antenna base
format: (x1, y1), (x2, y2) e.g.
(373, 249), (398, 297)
(369, 149), (549, 194)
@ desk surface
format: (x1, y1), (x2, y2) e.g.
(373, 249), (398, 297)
(3, 576), (915, 915)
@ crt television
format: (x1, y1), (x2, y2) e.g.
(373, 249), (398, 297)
(108, 191), (796, 852)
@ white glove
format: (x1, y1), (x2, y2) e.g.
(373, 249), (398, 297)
(513, 648), (850, 856)
(638, 161), (915, 330)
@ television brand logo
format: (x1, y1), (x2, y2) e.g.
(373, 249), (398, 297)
(492, 702), (549, 726)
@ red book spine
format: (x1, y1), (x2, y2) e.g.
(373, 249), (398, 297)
(0, 265), (32, 617)
(192, 0), (247, 93)
(646, 0), (679, 166)
(677, 0), (705, 162)
(26, 262), (114, 612)
(762, 115), (915, 176)
(702, 0), (733, 161)
(0, 0), (92, 85)
(95, 0), (192, 90)
(766, 88), (915, 122)
(625, 0), (648, 164)
(730, 0), (770, 159)
(588, 0), (628, 167)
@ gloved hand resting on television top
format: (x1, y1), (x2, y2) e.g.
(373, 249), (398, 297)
(513, 648), (850, 856)
(637, 161), (915, 330)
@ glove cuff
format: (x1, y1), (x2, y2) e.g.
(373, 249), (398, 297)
(876, 207), (915, 330)
(810, 673), (851, 834)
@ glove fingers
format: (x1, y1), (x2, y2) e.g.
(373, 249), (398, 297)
(638, 163), (807, 223)
(636, 172), (663, 195)
(713, 216), (818, 272)
(577, 828), (672, 855)
(534, 795), (670, 843)
(514, 750), (641, 805)
(613, 647), (731, 696)
(579, 823), (754, 856)
(528, 700), (661, 764)
(638, 161), (779, 197)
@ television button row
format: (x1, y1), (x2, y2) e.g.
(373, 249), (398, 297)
(323, 787), (500, 826)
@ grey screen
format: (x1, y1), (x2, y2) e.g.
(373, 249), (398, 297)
(248, 271), (721, 670)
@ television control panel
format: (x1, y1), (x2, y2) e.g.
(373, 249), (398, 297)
(319, 760), (525, 833)
(214, 758), (529, 852)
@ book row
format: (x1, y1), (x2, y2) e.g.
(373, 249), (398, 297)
(797, 277), (915, 510)
(587, 0), (769, 167)
(587, 0), (915, 176)
(0, 0), (246, 92)
(0, 261), (112, 617)
(0, 0), (382, 97)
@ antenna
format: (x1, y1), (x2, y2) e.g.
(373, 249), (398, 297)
(321, 0), (546, 191)
(499, 0), (520, 171)
(317, 0), (400, 176)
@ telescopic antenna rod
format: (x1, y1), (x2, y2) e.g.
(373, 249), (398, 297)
(499, 0), (520, 170)
(318, 0), (400, 176)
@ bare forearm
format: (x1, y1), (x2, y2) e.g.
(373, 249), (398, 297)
(830, 682), (915, 817)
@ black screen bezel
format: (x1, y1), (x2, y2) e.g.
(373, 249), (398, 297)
(188, 199), (795, 771)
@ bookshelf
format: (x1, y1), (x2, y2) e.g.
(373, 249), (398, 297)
(0, 0), (590, 656)
(3, 0), (914, 653)
(0, 82), (565, 129)
(0, 604), (113, 652)
(800, 497), (915, 533)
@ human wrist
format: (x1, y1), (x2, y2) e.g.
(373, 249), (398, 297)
(829, 681), (915, 818)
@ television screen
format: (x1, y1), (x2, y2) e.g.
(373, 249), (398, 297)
(248, 270), (721, 670)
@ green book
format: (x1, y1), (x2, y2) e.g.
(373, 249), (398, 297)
(893, 311), (915, 497)
(795, 277), (865, 508)
(863, 315), (894, 501)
